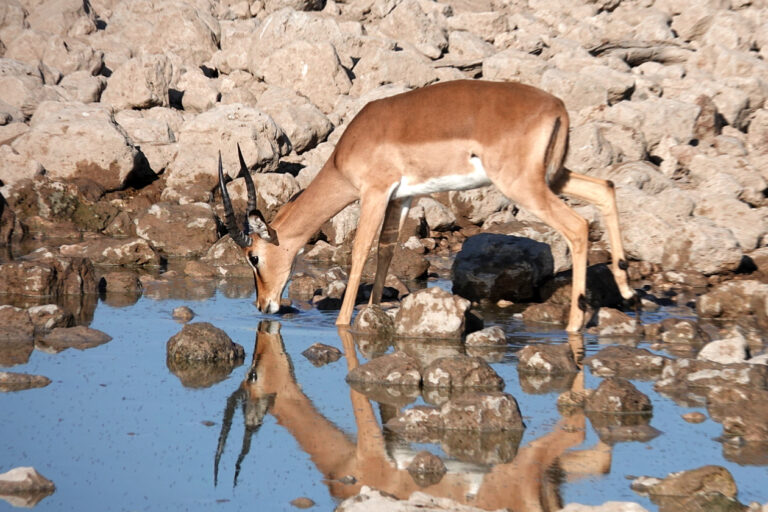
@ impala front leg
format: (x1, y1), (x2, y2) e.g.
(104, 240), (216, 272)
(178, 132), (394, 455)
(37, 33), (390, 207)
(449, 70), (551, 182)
(337, 187), (394, 326)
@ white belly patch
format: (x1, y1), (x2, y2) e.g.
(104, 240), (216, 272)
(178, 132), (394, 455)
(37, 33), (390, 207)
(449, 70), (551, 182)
(392, 156), (491, 199)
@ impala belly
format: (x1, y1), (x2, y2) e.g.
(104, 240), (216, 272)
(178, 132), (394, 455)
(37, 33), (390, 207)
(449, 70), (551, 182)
(392, 156), (491, 199)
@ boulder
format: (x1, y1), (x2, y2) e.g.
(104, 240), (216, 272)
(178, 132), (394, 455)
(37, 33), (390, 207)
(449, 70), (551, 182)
(11, 101), (146, 191)
(422, 355), (504, 390)
(585, 377), (653, 414)
(255, 40), (351, 114)
(464, 326), (506, 347)
(165, 104), (290, 193)
(346, 351), (421, 386)
(585, 346), (668, 379)
(395, 287), (471, 339)
(174, 65), (219, 113)
(697, 334), (749, 365)
(517, 343), (579, 375)
(448, 185), (511, 225)
(590, 308), (642, 337)
(26, 304), (73, 332)
(100, 54), (173, 110)
(376, 0), (447, 59)
(655, 358), (768, 396)
(0, 249), (96, 297)
(352, 305), (395, 338)
(172, 306), (195, 322)
(256, 86), (332, 154)
(134, 202), (218, 258)
(102, 1), (220, 65)
(166, 322), (244, 363)
(441, 391), (524, 432)
(452, 234), (554, 303)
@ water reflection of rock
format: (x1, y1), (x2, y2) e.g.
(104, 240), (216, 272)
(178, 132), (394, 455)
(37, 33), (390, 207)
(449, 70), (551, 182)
(0, 467), (55, 508)
(213, 323), (615, 511)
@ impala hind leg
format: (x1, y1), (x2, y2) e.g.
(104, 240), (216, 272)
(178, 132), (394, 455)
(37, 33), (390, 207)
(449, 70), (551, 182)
(554, 170), (635, 301)
(337, 188), (393, 326)
(370, 198), (411, 305)
(503, 183), (590, 332)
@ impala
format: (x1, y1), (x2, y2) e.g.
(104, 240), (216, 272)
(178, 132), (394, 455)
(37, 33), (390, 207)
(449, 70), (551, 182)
(219, 79), (635, 332)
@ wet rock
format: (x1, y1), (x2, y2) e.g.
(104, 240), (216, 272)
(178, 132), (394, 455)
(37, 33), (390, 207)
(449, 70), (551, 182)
(517, 343), (579, 375)
(655, 359), (768, 397)
(26, 304), (73, 333)
(290, 496), (315, 509)
(441, 391), (524, 432)
(11, 101), (146, 191)
(422, 355), (504, 391)
(394, 287), (470, 339)
(586, 378), (653, 414)
(166, 322), (245, 388)
(301, 342), (342, 367)
(199, 237), (251, 278)
(464, 326), (506, 347)
(407, 451), (447, 488)
(452, 234), (553, 303)
(98, 272), (142, 295)
(346, 351), (421, 387)
(707, 387), (768, 442)
(0, 193), (16, 245)
(538, 264), (626, 311)
(584, 346), (669, 379)
(166, 322), (244, 363)
(0, 467), (55, 507)
(288, 273), (322, 302)
(697, 334), (749, 365)
(38, 325), (112, 352)
(134, 202), (218, 258)
(0, 371), (51, 392)
(353, 305), (395, 338)
(0, 249), (96, 297)
(590, 308), (643, 337)
(59, 237), (160, 267)
(172, 306), (195, 322)
(658, 318), (710, 345)
(521, 302), (569, 326)
(0, 305), (34, 341)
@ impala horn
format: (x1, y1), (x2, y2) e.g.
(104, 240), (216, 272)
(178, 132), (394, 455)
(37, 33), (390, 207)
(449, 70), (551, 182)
(218, 151), (252, 248)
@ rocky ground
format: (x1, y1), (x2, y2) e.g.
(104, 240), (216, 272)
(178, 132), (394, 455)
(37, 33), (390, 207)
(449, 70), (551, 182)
(2, 0), (768, 509)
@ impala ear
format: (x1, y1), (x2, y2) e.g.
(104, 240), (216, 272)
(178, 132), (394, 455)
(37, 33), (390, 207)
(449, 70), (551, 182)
(247, 210), (278, 244)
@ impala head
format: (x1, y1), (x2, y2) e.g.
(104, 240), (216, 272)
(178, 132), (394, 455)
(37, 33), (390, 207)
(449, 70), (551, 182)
(218, 145), (286, 315)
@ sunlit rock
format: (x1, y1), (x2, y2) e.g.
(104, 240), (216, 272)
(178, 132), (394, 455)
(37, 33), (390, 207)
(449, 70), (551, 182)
(395, 287), (470, 339)
(586, 378), (653, 414)
(517, 343), (579, 375)
(584, 345), (669, 379)
(464, 326), (506, 347)
(346, 351), (421, 387)
(422, 355), (504, 391)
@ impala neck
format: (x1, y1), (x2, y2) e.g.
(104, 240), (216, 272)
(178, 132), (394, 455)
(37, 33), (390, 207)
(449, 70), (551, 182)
(270, 161), (359, 256)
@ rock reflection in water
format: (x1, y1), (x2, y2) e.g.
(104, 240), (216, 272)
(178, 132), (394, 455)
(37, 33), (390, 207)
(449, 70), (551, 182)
(214, 323), (620, 511)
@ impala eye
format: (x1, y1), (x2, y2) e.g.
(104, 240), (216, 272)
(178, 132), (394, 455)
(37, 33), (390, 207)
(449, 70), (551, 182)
(248, 254), (259, 267)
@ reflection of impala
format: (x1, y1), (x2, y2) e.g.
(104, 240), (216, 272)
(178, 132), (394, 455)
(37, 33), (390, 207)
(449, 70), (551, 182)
(216, 322), (614, 511)
(218, 80), (635, 333)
